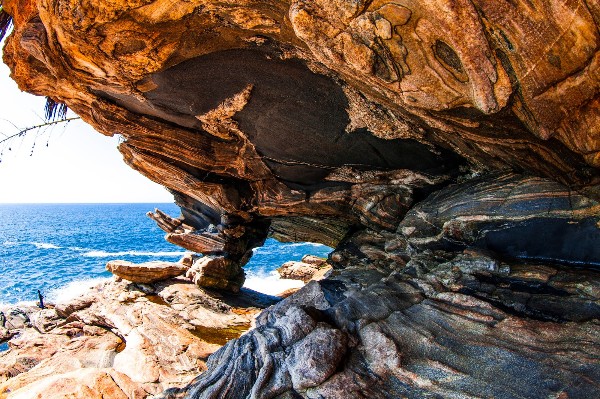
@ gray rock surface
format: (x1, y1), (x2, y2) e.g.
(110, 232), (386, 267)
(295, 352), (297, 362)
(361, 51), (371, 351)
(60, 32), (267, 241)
(167, 254), (600, 399)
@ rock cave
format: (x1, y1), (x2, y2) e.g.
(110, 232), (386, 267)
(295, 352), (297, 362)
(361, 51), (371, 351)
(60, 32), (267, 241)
(0, 0), (599, 397)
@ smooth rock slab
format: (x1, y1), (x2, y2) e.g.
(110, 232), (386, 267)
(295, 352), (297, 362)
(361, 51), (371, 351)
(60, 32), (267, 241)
(106, 260), (188, 283)
(4, 368), (146, 399)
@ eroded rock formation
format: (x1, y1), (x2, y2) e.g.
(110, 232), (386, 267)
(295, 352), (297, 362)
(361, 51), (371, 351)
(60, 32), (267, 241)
(1, 0), (600, 397)
(168, 253), (600, 399)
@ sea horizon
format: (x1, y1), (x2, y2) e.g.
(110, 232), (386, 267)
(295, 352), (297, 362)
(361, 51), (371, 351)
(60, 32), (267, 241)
(0, 203), (331, 305)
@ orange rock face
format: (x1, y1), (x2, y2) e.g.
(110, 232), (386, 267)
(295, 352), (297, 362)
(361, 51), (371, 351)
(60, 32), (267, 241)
(0, 277), (269, 398)
(1, 0), (598, 257)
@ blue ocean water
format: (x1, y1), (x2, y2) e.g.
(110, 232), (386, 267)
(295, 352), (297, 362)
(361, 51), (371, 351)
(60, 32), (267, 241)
(0, 203), (331, 304)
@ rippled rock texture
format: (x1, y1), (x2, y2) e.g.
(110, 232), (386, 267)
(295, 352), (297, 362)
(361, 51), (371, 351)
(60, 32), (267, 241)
(1, 0), (600, 397)
(167, 254), (600, 399)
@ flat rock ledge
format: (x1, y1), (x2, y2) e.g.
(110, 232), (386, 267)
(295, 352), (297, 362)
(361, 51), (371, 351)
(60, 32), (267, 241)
(0, 277), (278, 398)
(106, 260), (189, 284)
(105, 255), (244, 292)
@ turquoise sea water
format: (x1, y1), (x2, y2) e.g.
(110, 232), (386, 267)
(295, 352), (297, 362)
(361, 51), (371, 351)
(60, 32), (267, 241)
(0, 203), (331, 304)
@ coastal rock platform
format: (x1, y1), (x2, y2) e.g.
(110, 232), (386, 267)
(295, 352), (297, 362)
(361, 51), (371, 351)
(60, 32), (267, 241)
(0, 277), (277, 398)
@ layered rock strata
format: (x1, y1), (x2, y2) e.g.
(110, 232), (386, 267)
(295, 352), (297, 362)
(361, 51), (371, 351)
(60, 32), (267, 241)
(168, 253), (600, 399)
(1, 0), (600, 397)
(164, 176), (600, 398)
(4, 0), (600, 288)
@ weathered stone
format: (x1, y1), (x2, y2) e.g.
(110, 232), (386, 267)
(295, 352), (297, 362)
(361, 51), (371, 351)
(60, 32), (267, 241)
(186, 257), (246, 293)
(0, 307), (35, 331)
(179, 253), (200, 268)
(301, 255), (327, 267)
(30, 308), (64, 333)
(277, 259), (331, 283)
(397, 173), (600, 265)
(54, 296), (94, 319)
(0, 328), (15, 344)
(286, 326), (347, 390)
(177, 252), (600, 398)
(106, 260), (189, 283)
(3, 368), (147, 399)
(0, 277), (272, 397)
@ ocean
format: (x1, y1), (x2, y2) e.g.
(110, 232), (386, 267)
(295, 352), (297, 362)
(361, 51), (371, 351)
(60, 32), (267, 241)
(0, 203), (331, 305)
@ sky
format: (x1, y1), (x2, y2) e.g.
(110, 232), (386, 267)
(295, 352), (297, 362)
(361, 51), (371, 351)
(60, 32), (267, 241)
(0, 43), (174, 203)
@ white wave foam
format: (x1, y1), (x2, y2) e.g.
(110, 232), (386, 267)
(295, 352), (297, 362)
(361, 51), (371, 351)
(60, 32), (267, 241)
(244, 271), (304, 296)
(82, 250), (190, 258)
(31, 242), (60, 249)
(47, 278), (110, 304)
(0, 300), (37, 310)
(68, 246), (88, 252)
(2, 241), (18, 247)
(285, 242), (330, 248)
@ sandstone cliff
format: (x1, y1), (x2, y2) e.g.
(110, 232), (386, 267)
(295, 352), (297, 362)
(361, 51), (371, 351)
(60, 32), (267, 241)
(1, 0), (599, 397)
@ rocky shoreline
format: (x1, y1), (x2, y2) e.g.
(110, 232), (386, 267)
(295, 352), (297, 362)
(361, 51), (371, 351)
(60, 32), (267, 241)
(0, 271), (280, 397)
(1, 247), (598, 398)
(178, 251), (600, 399)
(0, 253), (330, 398)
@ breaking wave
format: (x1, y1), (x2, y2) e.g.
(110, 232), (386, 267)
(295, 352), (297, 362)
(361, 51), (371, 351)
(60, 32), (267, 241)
(244, 271), (304, 296)
(47, 277), (111, 304)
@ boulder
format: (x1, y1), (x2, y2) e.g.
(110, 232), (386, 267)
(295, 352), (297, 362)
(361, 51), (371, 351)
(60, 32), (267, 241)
(277, 259), (331, 283)
(185, 256), (245, 292)
(54, 296), (95, 319)
(300, 255), (327, 267)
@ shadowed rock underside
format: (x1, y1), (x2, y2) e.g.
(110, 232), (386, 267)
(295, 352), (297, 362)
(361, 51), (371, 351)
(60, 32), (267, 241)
(1, 0), (600, 397)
